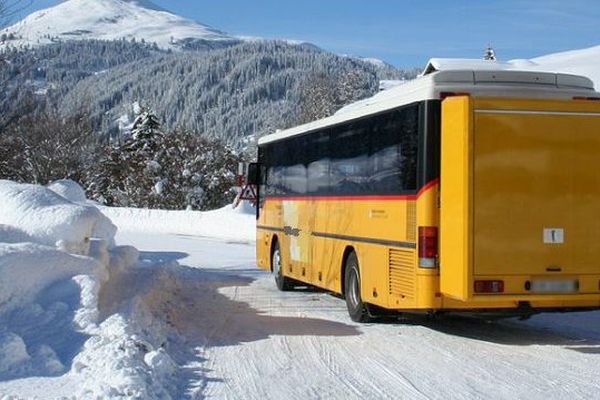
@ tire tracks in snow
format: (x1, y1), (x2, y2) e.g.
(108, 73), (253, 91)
(120, 232), (600, 400)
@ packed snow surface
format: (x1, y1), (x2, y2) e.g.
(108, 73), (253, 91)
(99, 201), (255, 243)
(1, 180), (599, 399)
(0, 0), (239, 50)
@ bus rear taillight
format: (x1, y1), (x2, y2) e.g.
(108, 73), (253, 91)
(474, 280), (504, 293)
(418, 226), (438, 268)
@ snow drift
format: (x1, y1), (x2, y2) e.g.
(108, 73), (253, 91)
(47, 178), (88, 203)
(0, 180), (179, 398)
(0, 180), (116, 252)
(100, 201), (256, 243)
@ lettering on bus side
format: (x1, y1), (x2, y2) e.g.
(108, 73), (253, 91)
(283, 226), (301, 237)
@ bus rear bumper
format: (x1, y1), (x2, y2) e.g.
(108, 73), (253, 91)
(440, 293), (600, 309)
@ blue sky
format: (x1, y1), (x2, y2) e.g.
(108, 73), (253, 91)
(18, 0), (600, 67)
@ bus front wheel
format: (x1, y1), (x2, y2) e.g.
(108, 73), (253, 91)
(272, 241), (294, 291)
(344, 252), (371, 322)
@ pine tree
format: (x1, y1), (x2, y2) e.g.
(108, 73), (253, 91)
(122, 107), (165, 206)
(130, 107), (163, 143)
(85, 144), (128, 206)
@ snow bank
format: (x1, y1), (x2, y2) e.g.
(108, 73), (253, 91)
(100, 202), (256, 243)
(47, 178), (88, 203)
(0, 180), (117, 252)
(0, 242), (104, 313)
(0, 181), (121, 381)
(0, 180), (180, 398)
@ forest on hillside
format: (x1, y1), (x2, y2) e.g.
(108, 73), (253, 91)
(0, 38), (419, 209)
(1, 39), (418, 148)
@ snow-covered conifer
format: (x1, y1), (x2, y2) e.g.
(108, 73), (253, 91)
(483, 45), (496, 61)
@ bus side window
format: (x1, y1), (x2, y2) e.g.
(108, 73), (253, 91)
(330, 122), (370, 194)
(307, 130), (330, 195)
(283, 135), (307, 195)
(370, 106), (419, 193)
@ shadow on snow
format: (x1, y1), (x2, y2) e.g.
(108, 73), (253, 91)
(0, 279), (90, 382)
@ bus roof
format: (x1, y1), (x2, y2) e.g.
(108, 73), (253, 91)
(258, 59), (597, 146)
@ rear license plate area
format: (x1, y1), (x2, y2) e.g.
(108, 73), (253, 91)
(531, 279), (578, 293)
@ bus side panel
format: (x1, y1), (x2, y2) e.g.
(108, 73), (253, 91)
(311, 200), (343, 292)
(310, 199), (415, 308)
(256, 199), (284, 272)
(281, 200), (313, 282)
(256, 227), (270, 271)
(415, 187), (441, 310)
(440, 96), (473, 301)
(356, 201), (402, 307)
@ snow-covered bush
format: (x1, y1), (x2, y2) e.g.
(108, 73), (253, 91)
(0, 111), (97, 185)
(86, 109), (239, 210)
(0, 106), (238, 211)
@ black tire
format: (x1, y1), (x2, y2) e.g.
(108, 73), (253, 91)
(344, 252), (371, 322)
(272, 241), (294, 291)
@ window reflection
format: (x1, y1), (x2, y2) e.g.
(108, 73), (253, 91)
(264, 103), (420, 196)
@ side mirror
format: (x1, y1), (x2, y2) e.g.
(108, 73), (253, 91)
(246, 162), (260, 185)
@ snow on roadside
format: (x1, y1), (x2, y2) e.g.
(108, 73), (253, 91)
(0, 180), (191, 399)
(99, 201), (256, 243)
(0, 180), (117, 251)
(0, 180), (257, 399)
(47, 178), (88, 203)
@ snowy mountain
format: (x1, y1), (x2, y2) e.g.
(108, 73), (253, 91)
(0, 0), (241, 50)
(524, 45), (600, 90)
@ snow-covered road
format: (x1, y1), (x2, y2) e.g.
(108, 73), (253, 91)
(119, 231), (600, 400)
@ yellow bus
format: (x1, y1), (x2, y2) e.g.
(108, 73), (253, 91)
(250, 60), (600, 322)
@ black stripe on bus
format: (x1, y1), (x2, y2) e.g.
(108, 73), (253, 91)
(257, 225), (302, 237)
(312, 231), (416, 249)
(257, 225), (285, 233)
(258, 226), (417, 249)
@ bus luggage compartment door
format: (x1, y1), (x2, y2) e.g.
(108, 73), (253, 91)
(441, 96), (600, 301)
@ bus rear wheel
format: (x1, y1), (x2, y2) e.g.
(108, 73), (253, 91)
(344, 252), (371, 322)
(272, 241), (294, 291)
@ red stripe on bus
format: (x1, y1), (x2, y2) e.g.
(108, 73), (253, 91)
(264, 178), (439, 202)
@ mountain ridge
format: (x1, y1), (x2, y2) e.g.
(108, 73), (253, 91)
(0, 0), (240, 51)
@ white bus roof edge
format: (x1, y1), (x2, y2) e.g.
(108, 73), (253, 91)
(258, 60), (597, 146)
